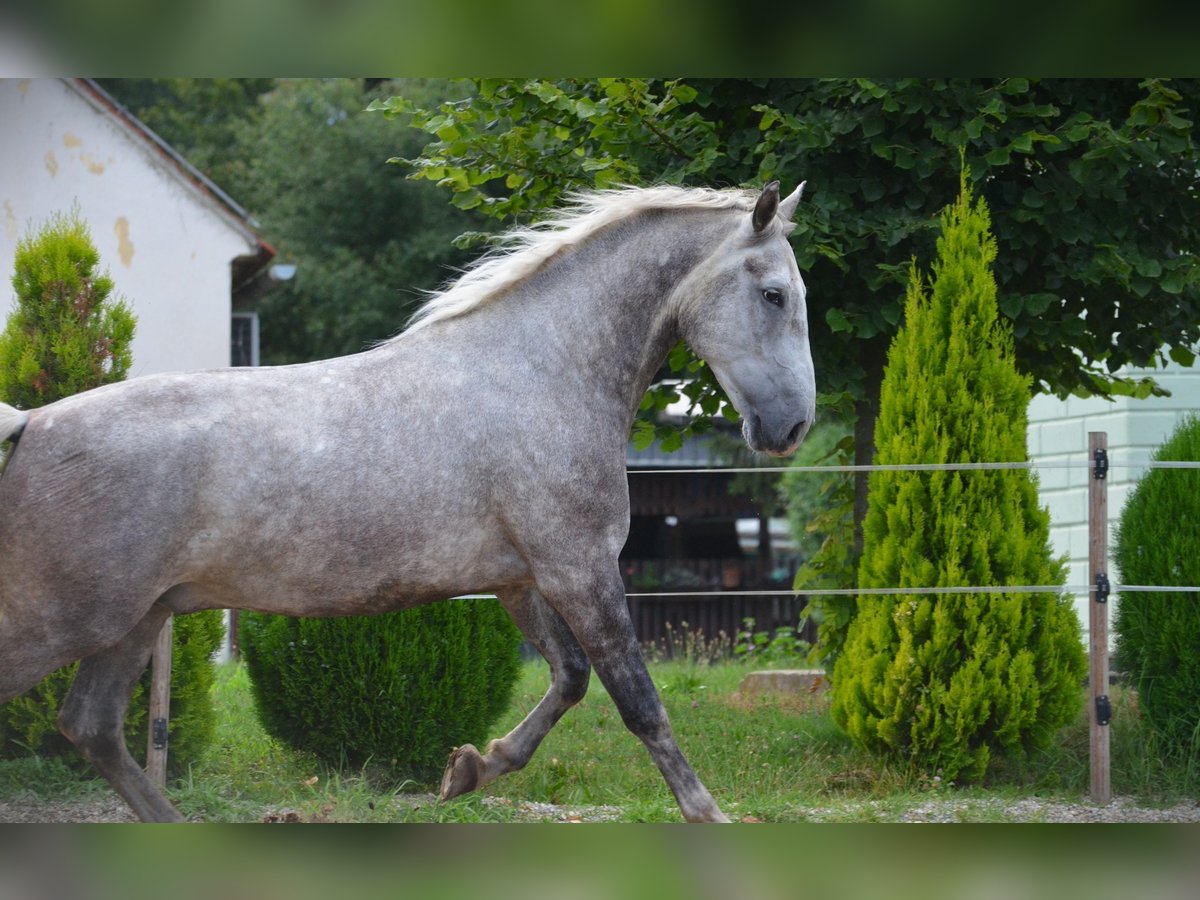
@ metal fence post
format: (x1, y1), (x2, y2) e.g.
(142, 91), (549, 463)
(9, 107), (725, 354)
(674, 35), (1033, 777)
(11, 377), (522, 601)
(1088, 432), (1111, 804)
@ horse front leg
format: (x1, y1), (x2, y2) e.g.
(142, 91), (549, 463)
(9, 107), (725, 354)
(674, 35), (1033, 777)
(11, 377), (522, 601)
(441, 586), (591, 800)
(537, 568), (730, 824)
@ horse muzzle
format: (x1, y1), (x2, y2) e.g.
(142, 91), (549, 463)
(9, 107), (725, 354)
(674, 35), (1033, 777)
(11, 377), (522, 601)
(744, 411), (811, 457)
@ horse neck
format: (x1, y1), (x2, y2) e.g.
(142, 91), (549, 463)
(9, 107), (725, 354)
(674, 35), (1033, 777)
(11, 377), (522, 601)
(485, 208), (735, 425)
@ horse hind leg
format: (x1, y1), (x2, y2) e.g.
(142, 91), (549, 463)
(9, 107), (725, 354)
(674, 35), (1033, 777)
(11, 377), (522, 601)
(57, 600), (185, 823)
(440, 587), (591, 801)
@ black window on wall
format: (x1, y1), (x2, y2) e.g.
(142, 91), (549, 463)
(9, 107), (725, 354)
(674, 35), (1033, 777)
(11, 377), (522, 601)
(231, 312), (259, 367)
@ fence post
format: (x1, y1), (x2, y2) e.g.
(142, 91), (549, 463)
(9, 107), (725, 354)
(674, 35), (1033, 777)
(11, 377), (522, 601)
(1088, 432), (1111, 804)
(146, 615), (173, 787)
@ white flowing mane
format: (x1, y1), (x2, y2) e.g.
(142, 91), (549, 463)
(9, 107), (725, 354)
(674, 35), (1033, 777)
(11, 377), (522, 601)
(402, 184), (759, 334)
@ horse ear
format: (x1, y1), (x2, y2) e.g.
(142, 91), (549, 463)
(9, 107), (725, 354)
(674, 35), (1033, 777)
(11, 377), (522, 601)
(752, 181), (781, 232)
(778, 182), (806, 222)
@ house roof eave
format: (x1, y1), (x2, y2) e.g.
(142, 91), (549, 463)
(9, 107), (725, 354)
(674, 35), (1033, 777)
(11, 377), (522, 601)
(65, 78), (276, 274)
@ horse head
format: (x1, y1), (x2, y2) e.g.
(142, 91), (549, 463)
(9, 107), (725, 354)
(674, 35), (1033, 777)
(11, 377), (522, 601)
(675, 181), (816, 456)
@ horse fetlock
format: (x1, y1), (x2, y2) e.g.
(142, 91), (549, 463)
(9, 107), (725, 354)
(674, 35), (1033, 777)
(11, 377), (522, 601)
(669, 781), (730, 823)
(686, 807), (732, 824)
(483, 737), (523, 770)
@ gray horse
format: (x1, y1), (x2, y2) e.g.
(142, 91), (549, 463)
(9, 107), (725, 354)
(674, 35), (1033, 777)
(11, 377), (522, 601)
(0, 181), (814, 822)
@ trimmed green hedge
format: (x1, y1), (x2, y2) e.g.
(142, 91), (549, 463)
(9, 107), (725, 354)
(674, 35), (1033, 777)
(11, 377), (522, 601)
(1113, 414), (1200, 756)
(239, 599), (523, 781)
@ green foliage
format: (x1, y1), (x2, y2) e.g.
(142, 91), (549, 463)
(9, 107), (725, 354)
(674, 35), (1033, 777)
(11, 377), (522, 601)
(239, 600), (523, 781)
(780, 422), (854, 561)
(102, 78), (482, 365)
(96, 78), (275, 198)
(830, 177), (1087, 783)
(0, 612), (223, 776)
(0, 667), (79, 759)
(733, 618), (811, 665)
(231, 79), (484, 363)
(780, 421), (858, 667)
(371, 80), (740, 435)
(1112, 414), (1200, 756)
(0, 210), (134, 408)
(370, 78), (718, 220)
(642, 621), (732, 667)
(375, 77), (1200, 448)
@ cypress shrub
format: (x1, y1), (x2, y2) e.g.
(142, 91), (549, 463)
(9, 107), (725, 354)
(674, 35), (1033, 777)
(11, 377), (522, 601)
(1112, 414), (1200, 756)
(0, 211), (221, 775)
(0, 210), (135, 406)
(830, 175), (1087, 783)
(240, 599), (523, 781)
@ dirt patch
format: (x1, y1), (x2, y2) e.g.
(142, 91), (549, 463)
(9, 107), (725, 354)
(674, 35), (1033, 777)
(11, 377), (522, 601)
(722, 689), (831, 717)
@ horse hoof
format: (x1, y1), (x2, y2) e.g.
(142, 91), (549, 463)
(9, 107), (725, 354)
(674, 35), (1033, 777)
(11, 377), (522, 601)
(440, 744), (484, 801)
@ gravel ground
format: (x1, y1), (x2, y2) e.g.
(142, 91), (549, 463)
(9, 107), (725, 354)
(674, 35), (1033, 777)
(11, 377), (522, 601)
(801, 795), (1200, 824)
(2, 792), (1198, 823)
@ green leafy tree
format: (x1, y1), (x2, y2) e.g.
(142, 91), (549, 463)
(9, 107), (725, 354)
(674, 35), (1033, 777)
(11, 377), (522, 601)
(230, 78), (483, 363)
(371, 78), (738, 449)
(378, 77), (1200, 402)
(1112, 415), (1200, 758)
(103, 78), (481, 364)
(0, 211), (221, 774)
(97, 78), (276, 202)
(374, 77), (1200, 558)
(829, 178), (1086, 782)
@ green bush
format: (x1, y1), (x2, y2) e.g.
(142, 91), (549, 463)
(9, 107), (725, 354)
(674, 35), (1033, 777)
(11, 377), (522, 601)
(0, 210), (134, 407)
(1113, 414), (1200, 756)
(831, 176), (1087, 783)
(0, 211), (222, 775)
(0, 611), (224, 776)
(779, 419), (856, 667)
(239, 599), (523, 781)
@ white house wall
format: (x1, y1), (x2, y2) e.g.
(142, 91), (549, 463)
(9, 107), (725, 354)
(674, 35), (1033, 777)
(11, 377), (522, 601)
(1027, 356), (1200, 647)
(0, 78), (259, 377)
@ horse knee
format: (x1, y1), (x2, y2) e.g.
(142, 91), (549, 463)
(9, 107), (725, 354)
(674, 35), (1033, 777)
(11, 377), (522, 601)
(556, 653), (591, 706)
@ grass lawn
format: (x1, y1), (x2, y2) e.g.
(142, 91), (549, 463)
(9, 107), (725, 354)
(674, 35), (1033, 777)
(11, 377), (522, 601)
(0, 655), (1195, 822)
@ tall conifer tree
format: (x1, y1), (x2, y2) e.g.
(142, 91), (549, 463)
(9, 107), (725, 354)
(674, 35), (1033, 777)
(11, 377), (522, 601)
(831, 174), (1086, 782)
(0, 210), (134, 407)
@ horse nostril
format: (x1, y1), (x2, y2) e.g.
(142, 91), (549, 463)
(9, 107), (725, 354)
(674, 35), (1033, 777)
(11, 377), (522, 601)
(786, 421), (805, 445)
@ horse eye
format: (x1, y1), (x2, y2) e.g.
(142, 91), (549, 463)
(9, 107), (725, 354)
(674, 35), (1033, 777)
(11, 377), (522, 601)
(762, 288), (784, 307)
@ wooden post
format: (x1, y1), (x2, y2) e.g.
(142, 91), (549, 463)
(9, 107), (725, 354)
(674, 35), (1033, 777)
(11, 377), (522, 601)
(1088, 432), (1111, 804)
(146, 615), (173, 787)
